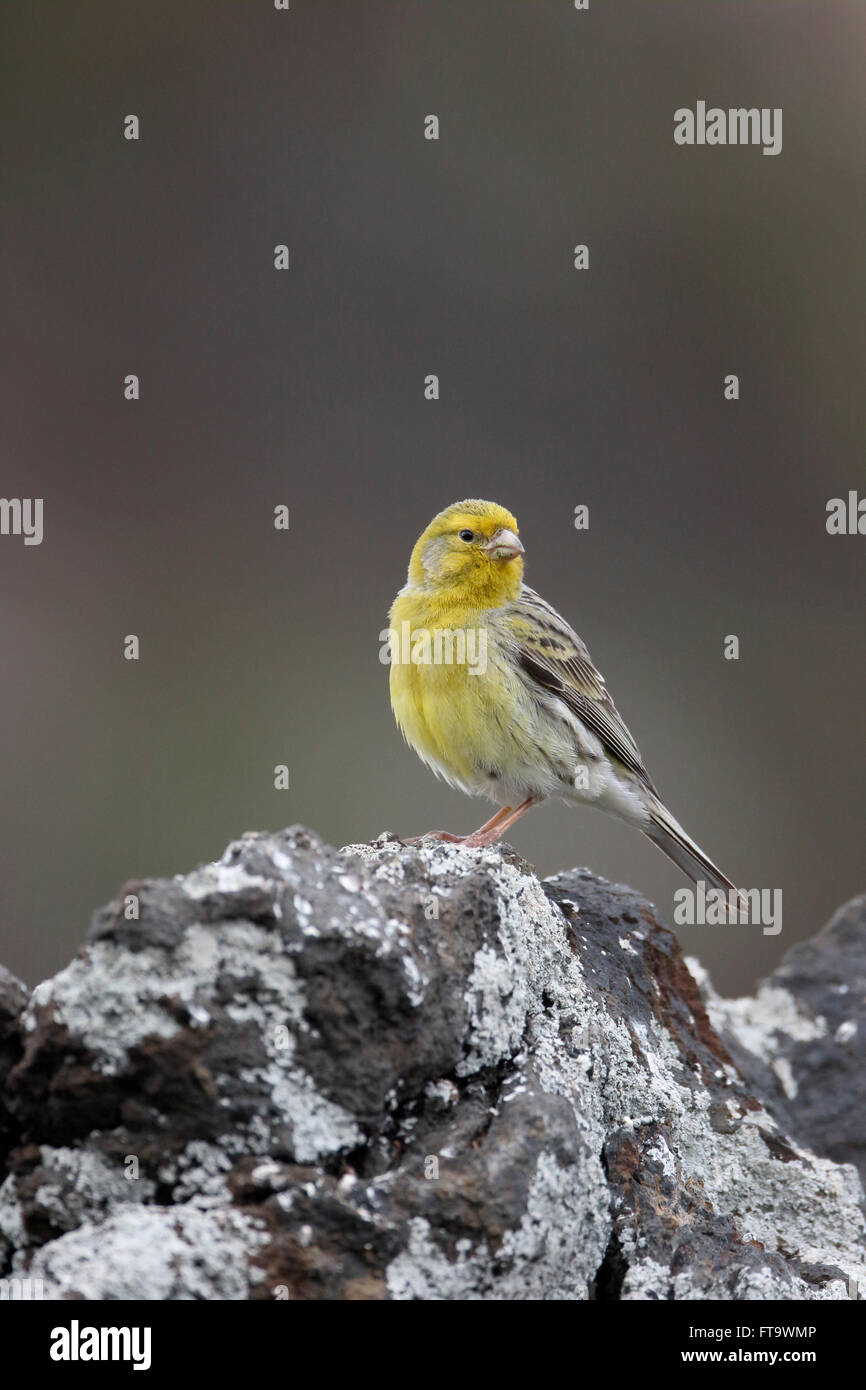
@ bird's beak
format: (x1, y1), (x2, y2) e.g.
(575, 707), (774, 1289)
(484, 528), (524, 561)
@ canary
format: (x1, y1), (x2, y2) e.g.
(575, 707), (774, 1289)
(388, 498), (742, 900)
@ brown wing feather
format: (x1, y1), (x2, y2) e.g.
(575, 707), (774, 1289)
(510, 586), (659, 796)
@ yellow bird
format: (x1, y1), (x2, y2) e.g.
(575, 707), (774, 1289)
(388, 498), (742, 898)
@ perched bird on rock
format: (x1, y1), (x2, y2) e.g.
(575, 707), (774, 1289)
(388, 498), (742, 901)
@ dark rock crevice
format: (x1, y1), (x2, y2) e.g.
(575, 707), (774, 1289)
(593, 1228), (629, 1302)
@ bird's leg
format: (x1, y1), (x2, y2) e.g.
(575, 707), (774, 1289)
(460, 795), (540, 847)
(402, 804), (514, 845)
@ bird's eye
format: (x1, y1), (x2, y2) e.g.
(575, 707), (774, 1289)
(458, 529), (474, 542)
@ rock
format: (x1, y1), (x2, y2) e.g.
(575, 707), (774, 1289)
(694, 893), (866, 1189)
(0, 827), (863, 1300)
(0, 967), (28, 1168)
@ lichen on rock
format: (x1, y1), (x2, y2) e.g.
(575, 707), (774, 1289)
(0, 827), (863, 1300)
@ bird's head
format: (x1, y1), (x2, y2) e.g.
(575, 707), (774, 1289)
(407, 499), (524, 603)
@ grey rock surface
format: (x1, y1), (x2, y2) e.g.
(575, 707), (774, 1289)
(0, 826), (863, 1300)
(695, 894), (866, 1190)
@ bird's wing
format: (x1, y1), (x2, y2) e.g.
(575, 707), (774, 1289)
(507, 586), (658, 795)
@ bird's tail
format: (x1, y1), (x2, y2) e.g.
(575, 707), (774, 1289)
(644, 800), (748, 918)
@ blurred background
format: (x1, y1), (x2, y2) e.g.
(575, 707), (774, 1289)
(2, 1), (864, 994)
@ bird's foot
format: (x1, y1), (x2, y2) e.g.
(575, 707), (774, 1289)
(401, 797), (541, 850)
(459, 827), (509, 848)
(402, 827), (503, 847)
(401, 830), (466, 844)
